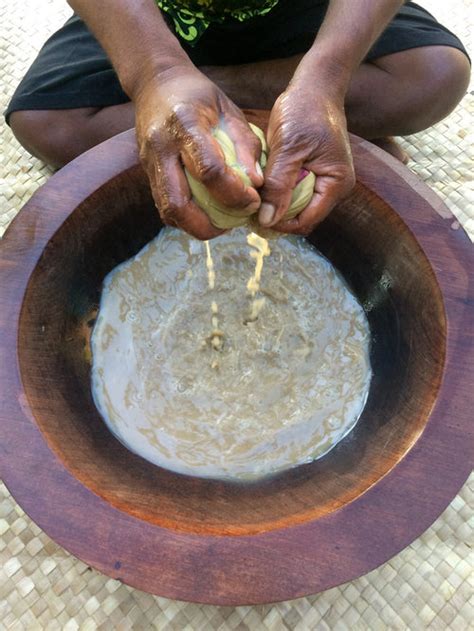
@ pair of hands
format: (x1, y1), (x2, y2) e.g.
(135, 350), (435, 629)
(135, 66), (355, 240)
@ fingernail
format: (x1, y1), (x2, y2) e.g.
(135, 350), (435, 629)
(259, 203), (275, 226)
(255, 161), (264, 178)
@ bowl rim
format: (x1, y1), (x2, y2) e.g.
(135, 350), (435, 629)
(0, 119), (472, 605)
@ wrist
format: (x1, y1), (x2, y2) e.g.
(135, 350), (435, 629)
(123, 53), (195, 100)
(292, 51), (353, 102)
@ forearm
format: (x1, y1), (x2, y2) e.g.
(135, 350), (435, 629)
(67, 0), (193, 97)
(293, 0), (403, 96)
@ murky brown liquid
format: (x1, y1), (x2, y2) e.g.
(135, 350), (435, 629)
(91, 228), (371, 480)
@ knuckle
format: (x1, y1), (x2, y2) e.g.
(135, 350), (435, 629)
(167, 104), (190, 127)
(166, 105), (197, 142)
(141, 103), (197, 153)
(142, 125), (162, 151)
(170, 102), (195, 121)
(197, 160), (225, 185)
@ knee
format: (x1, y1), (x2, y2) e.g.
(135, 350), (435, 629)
(428, 46), (470, 104)
(10, 110), (64, 168)
(9, 109), (93, 168)
(403, 46), (470, 132)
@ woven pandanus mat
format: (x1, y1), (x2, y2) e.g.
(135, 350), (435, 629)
(1, 1), (472, 628)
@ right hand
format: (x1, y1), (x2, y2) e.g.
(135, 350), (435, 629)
(134, 66), (264, 240)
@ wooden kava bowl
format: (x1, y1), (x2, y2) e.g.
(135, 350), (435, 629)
(0, 110), (472, 605)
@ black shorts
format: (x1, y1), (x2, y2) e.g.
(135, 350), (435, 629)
(5, 0), (469, 123)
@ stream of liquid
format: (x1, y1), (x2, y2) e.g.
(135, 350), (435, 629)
(246, 232), (271, 322)
(91, 227), (372, 480)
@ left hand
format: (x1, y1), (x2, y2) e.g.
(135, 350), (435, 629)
(258, 82), (356, 234)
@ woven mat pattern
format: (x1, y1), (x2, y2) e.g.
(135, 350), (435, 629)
(1, 1), (473, 628)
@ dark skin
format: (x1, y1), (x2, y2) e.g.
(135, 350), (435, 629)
(10, 1), (470, 239)
(134, 70), (263, 239)
(260, 79), (353, 234)
(61, 0), (405, 239)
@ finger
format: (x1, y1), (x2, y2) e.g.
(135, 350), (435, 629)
(224, 115), (264, 188)
(181, 126), (261, 211)
(259, 146), (303, 227)
(272, 174), (354, 235)
(171, 199), (225, 240)
(148, 154), (224, 240)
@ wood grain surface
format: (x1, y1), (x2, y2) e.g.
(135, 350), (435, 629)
(0, 111), (472, 605)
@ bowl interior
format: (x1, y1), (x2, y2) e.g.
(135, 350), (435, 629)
(18, 164), (446, 535)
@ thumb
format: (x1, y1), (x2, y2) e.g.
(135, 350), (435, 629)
(259, 148), (302, 227)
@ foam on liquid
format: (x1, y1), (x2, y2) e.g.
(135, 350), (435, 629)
(91, 228), (371, 480)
